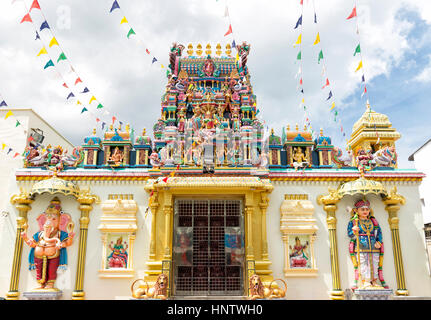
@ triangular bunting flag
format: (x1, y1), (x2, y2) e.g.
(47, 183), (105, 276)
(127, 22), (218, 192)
(0, 101), (7, 107)
(322, 78), (330, 89)
(224, 6), (229, 17)
(110, 0), (120, 12)
(294, 15), (302, 29)
(361, 75), (365, 82)
(318, 50), (324, 64)
(145, 49), (150, 55)
(40, 21), (50, 31)
(102, 122), (106, 130)
(57, 52), (67, 62)
(20, 13), (32, 24)
(89, 96), (96, 104)
(35, 31), (40, 40)
(49, 37), (59, 47)
(66, 92), (75, 100)
(81, 87), (89, 93)
(297, 51), (301, 60)
(314, 12), (317, 24)
(224, 24), (233, 36)
(1, 143), (5, 150)
(77, 100), (82, 105)
(62, 82), (68, 88)
(15, 120), (20, 127)
(43, 60), (54, 69)
(75, 77), (82, 85)
(13, 152), (20, 158)
(7, 148), (12, 155)
(120, 16), (128, 24)
(355, 60), (363, 72)
(37, 47), (47, 56)
(30, 0), (40, 11)
(326, 91), (333, 100)
(127, 28), (136, 38)
(232, 39), (236, 48)
(354, 44), (361, 56)
(347, 6), (357, 20)
(293, 34), (302, 47)
(152, 57), (157, 64)
(330, 102), (335, 110)
(5, 110), (13, 119)
(361, 85), (367, 98)
(112, 116), (117, 124)
(81, 107), (88, 114)
(97, 103), (103, 109)
(313, 33), (320, 45)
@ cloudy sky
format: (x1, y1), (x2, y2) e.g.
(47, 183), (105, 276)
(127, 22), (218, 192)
(1, 0), (431, 168)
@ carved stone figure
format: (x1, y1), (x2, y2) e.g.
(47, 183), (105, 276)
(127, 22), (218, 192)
(373, 146), (397, 167)
(108, 147), (124, 166)
(347, 199), (388, 290)
(21, 198), (75, 290)
(292, 147), (308, 172)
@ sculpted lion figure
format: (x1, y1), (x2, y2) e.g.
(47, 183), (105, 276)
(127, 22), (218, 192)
(248, 274), (287, 300)
(131, 273), (168, 300)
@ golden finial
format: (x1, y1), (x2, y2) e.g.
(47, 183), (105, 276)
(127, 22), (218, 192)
(287, 124), (290, 131)
(225, 43), (232, 56)
(320, 128), (323, 136)
(303, 124), (307, 131)
(271, 128), (274, 135)
(196, 43), (203, 56)
(109, 124), (113, 131)
(205, 43), (212, 56)
(187, 43), (194, 56)
(216, 43), (222, 56)
(295, 123), (299, 131)
(92, 128), (96, 135)
(143, 128), (146, 136)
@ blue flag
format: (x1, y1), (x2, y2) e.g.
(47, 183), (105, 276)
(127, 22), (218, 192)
(40, 21), (50, 31)
(35, 31), (40, 40)
(81, 87), (89, 93)
(0, 100), (7, 107)
(67, 92), (75, 100)
(232, 39), (236, 48)
(294, 15), (302, 29)
(102, 122), (106, 130)
(326, 91), (333, 100)
(152, 57), (157, 64)
(314, 13), (317, 23)
(110, 0), (120, 12)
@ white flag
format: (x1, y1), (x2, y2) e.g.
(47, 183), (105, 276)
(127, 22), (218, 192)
(224, 6), (229, 17)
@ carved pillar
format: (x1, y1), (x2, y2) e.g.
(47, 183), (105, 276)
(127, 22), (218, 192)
(6, 191), (33, 300)
(149, 191), (159, 261)
(317, 190), (344, 300)
(245, 205), (255, 260)
(72, 191), (99, 300)
(383, 187), (408, 296)
(259, 195), (269, 261)
(163, 205), (173, 259)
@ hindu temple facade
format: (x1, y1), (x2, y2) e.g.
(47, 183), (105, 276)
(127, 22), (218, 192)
(2, 42), (430, 300)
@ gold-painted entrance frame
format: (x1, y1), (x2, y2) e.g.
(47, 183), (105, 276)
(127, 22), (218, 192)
(144, 176), (274, 295)
(5, 176), (99, 300)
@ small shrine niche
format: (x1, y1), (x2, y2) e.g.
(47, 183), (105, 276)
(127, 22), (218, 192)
(98, 194), (138, 278)
(268, 129), (282, 167)
(82, 128), (102, 167)
(280, 194), (318, 277)
(284, 124), (314, 169)
(134, 129), (152, 167)
(314, 129), (334, 167)
(102, 124), (133, 167)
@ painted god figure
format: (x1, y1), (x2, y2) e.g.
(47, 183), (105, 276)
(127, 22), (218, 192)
(107, 237), (128, 268)
(347, 199), (388, 290)
(21, 198), (75, 290)
(289, 237), (309, 268)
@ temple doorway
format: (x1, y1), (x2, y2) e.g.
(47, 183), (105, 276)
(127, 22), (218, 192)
(172, 199), (245, 296)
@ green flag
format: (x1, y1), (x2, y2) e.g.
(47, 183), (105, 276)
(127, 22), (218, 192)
(81, 107), (88, 114)
(127, 28), (136, 38)
(354, 44), (361, 56)
(97, 103), (104, 109)
(297, 51), (301, 60)
(15, 120), (20, 127)
(57, 52), (67, 62)
(43, 59), (54, 69)
(318, 50), (324, 64)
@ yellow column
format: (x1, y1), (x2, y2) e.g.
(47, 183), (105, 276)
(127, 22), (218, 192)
(245, 206), (255, 260)
(149, 192), (159, 261)
(72, 191), (98, 300)
(383, 187), (408, 296)
(163, 205), (173, 259)
(6, 191), (33, 300)
(318, 192), (344, 300)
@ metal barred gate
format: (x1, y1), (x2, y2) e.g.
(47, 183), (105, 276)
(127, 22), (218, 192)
(173, 199), (245, 296)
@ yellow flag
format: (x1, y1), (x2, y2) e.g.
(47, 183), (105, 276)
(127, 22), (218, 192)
(77, 100), (82, 105)
(49, 37), (59, 47)
(4, 110), (13, 119)
(293, 34), (302, 47)
(120, 16), (128, 24)
(89, 96), (96, 104)
(161, 64), (164, 68)
(1, 143), (5, 150)
(313, 33), (320, 45)
(37, 47), (47, 56)
(330, 102), (335, 110)
(355, 60), (363, 72)
(301, 98), (305, 104)
(235, 52), (239, 61)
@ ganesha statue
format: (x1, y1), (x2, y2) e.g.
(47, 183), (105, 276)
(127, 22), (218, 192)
(21, 197), (75, 290)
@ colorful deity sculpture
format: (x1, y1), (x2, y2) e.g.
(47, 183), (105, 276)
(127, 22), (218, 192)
(107, 237), (128, 268)
(356, 148), (375, 176)
(21, 198), (75, 290)
(289, 237), (309, 268)
(347, 199), (388, 290)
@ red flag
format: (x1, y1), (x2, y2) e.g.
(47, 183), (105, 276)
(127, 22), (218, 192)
(27, 136), (34, 142)
(162, 176), (168, 183)
(146, 49), (150, 54)
(299, 78), (303, 85)
(75, 77), (82, 85)
(96, 118), (100, 122)
(224, 24), (233, 36)
(346, 7), (357, 20)
(300, 0), (303, 4)
(321, 78), (330, 89)
(30, 0), (41, 11)
(112, 116), (117, 124)
(20, 13), (32, 23)
(62, 82), (68, 88)
(13, 152), (20, 158)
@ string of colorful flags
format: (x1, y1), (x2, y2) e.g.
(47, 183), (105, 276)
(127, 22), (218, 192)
(16, 0), (126, 132)
(346, 1), (369, 103)
(311, 0), (346, 139)
(0, 94), (26, 159)
(109, 0), (166, 71)
(293, 0), (315, 137)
